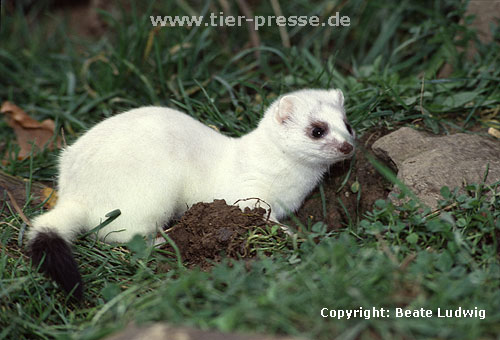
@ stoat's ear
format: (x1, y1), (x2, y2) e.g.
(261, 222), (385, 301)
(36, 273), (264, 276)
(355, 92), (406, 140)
(330, 89), (344, 107)
(275, 95), (299, 124)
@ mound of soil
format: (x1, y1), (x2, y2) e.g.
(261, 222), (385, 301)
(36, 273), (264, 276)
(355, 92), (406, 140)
(163, 200), (268, 268)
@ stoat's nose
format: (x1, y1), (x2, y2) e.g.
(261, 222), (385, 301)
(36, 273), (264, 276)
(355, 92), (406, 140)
(339, 141), (353, 155)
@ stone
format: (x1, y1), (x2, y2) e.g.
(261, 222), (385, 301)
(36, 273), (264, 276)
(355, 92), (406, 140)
(105, 323), (301, 340)
(372, 127), (500, 209)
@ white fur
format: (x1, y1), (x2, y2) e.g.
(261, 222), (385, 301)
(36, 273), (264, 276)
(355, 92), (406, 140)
(29, 89), (354, 243)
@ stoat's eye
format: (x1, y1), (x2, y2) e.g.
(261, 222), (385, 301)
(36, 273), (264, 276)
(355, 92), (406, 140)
(308, 121), (329, 139)
(311, 125), (328, 139)
(345, 121), (353, 135)
(312, 127), (325, 138)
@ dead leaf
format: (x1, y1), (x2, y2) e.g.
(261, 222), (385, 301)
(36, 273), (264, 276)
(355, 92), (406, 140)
(1, 101), (61, 160)
(41, 187), (58, 208)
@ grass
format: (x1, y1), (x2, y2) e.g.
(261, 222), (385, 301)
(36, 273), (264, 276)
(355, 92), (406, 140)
(1, 0), (499, 339)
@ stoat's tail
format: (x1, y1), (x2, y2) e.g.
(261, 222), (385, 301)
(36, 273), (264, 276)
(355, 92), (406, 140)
(27, 201), (88, 300)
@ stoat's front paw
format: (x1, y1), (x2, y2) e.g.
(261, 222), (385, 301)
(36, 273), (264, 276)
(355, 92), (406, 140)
(279, 224), (294, 236)
(267, 213), (294, 236)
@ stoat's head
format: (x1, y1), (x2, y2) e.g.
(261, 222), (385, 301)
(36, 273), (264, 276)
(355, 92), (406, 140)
(263, 88), (355, 166)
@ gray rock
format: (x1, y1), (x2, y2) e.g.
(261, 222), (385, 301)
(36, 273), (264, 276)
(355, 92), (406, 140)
(372, 127), (500, 209)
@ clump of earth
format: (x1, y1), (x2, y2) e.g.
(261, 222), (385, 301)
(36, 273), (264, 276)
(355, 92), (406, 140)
(162, 199), (269, 268)
(161, 129), (391, 268)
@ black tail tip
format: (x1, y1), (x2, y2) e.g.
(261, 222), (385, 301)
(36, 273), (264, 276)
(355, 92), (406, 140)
(28, 230), (84, 300)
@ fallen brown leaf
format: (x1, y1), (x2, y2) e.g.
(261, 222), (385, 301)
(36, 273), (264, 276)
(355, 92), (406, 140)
(1, 101), (61, 160)
(41, 187), (58, 208)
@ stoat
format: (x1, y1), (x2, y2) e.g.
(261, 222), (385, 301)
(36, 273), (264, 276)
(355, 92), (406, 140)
(28, 88), (355, 299)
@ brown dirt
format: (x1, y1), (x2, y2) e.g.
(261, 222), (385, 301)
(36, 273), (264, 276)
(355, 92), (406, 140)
(162, 200), (268, 268)
(288, 127), (392, 231)
(162, 128), (392, 268)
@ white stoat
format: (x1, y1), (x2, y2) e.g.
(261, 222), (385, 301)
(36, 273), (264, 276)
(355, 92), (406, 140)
(28, 88), (355, 299)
